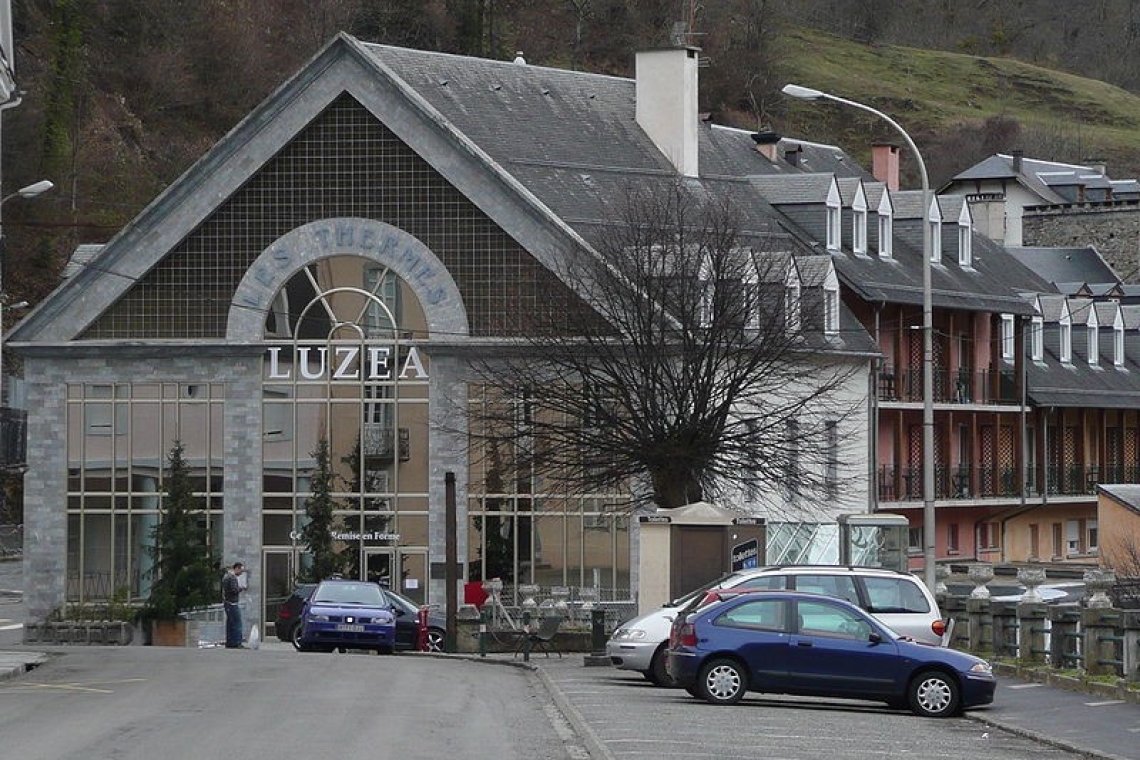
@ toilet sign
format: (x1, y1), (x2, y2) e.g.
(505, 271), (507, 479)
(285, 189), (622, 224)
(731, 538), (759, 571)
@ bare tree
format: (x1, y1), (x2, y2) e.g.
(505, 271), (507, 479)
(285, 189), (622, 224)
(462, 181), (866, 515)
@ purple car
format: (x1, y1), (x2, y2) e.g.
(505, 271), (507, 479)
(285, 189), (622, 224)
(666, 591), (995, 717)
(296, 580), (396, 654)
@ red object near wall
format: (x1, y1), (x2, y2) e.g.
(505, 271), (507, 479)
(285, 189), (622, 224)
(464, 581), (489, 608)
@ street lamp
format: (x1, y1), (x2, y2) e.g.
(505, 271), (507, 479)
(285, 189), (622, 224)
(781, 84), (936, 592)
(0, 179), (53, 409)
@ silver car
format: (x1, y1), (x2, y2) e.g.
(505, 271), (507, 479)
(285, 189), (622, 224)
(607, 565), (945, 686)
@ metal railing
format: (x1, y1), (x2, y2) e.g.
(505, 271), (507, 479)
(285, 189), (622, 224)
(879, 366), (1018, 405)
(878, 464), (1107, 501)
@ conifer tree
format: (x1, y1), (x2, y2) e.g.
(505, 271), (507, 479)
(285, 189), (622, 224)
(144, 441), (216, 620)
(299, 438), (344, 582)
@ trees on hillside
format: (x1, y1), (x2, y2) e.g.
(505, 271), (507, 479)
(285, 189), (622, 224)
(464, 181), (864, 513)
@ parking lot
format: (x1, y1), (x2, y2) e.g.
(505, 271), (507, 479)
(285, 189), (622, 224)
(537, 658), (1106, 760)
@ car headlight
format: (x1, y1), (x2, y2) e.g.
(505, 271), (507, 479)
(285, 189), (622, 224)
(968, 661), (992, 675)
(308, 614), (332, 622)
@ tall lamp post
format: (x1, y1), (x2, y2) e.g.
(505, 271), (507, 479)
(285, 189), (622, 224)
(0, 179), (53, 410)
(781, 84), (936, 592)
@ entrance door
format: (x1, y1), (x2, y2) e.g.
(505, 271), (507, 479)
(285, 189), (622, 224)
(263, 549), (297, 638)
(365, 549), (396, 589)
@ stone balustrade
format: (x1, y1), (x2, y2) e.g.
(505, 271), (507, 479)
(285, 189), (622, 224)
(939, 564), (1140, 688)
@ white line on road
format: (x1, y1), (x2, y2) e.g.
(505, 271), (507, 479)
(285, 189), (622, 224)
(1084, 700), (1125, 707)
(0, 622), (22, 631)
(1007, 683), (1043, 689)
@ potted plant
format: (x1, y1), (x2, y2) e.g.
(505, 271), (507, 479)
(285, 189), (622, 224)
(142, 441), (217, 645)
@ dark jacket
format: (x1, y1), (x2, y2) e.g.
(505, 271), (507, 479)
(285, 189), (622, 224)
(221, 572), (241, 604)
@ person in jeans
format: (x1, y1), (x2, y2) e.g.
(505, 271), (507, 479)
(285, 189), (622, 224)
(222, 562), (246, 648)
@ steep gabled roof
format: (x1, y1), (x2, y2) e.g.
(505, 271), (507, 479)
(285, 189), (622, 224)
(1007, 246), (1119, 288)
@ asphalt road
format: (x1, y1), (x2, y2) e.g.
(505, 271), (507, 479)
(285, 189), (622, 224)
(0, 645), (584, 760)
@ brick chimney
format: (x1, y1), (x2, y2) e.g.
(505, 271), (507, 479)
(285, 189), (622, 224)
(872, 143), (900, 191)
(636, 47), (700, 177)
(751, 131), (781, 162)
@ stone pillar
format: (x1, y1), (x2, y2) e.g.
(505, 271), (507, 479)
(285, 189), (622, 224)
(1082, 607), (1122, 678)
(991, 600), (1019, 657)
(1017, 601), (1048, 664)
(1122, 610), (1140, 684)
(965, 596), (994, 654)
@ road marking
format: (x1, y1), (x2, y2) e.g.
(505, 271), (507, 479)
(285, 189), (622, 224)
(1007, 683), (1043, 689)
(1, 678), (147, 695)
(1084, 699), (1125, 707)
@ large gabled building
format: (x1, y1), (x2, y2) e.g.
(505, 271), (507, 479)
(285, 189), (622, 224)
(11, 37), (878, 632)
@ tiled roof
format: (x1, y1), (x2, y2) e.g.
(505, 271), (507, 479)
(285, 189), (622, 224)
(1006, 246), (1118, 287)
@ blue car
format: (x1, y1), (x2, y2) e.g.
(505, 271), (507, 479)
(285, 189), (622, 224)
(666, 591), (995, 717)
(296, 580), (397, 654)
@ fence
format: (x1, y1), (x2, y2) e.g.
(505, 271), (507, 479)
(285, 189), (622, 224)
(940, 565), (1140, 688)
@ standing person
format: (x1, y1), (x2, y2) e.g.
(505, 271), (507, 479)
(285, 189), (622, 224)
(222, 562), (246, 648)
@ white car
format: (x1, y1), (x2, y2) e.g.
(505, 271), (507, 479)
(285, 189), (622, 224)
(607, 565), (946, 686)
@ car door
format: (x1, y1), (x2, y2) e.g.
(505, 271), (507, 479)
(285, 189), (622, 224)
(783, 598), (905, 699)
(708, 598), (791, 691)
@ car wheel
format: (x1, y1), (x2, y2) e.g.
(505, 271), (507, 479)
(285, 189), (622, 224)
(426, 627), (445, 652)
(697, 658), (747, 705)
(908, 670), (960, 717)
(646, 645), (678, 688)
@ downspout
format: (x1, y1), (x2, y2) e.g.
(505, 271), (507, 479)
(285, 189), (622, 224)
(870, 303), (882, 513)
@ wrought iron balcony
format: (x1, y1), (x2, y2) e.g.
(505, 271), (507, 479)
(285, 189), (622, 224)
(878, 366), (1018, 405)
(879, 463), (1107, 502)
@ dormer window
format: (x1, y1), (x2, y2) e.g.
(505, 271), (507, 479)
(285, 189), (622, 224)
(785, 269), (801, 334)
(1060, 313), (1072, 364)
(957, 203), (972, 267)
(1000, 314), (1014, 360)
(826, 182), (841, 251)
(823, 266), (840, 334)
(877, 192), (893, 258)
(853, 185), (868, 255)
(1088, 323), (1099, 366)
(928, 197), (942, 264)
(744, 260), (760, 331)
(1115, 321), (1125, 367)
(1031, 315), (1044, 361)
(698, 256), (714, 328)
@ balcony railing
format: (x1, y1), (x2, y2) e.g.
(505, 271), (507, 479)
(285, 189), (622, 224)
(362, 423), (410, 462)
(878, 366), (1018, 405)
(879, 464), (1103, 502)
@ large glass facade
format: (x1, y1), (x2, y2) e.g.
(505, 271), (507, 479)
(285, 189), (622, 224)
(65, 382), (225, 602)
(260, 256), (431, 609)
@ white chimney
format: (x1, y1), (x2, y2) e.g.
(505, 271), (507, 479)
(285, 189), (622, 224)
(636, 47), (700, 177)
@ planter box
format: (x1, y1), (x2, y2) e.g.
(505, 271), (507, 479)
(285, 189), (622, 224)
(149, 619), (189, 647)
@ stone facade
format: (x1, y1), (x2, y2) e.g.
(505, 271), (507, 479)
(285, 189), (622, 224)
(1023, 202), (1140, 283)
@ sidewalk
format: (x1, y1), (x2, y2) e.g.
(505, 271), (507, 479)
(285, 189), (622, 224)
(0, 649), (49, 681)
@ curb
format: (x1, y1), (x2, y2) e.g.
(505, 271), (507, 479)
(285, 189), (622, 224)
(0, 651), (49, 682)
(417, 651), (613, 760)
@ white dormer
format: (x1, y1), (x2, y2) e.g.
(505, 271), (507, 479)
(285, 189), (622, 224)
(826, 180), (841, 251)
(1060, 300), (1072, 364)
(744, 255), (760, 331)
(1087, 306), (1100, 367)
(785, 262), (802, 334)
(877, 190), (893, 258)
(1031, 313), (1044, 361)
(698, 254), (714, 328)
(852, 183), (868, 255)
(928, 196), (942, 264)
(1114, 309), (1125, 367)
(957, 202), (973, 267)
(823, 264), (840, 334)
(1000, 314), (1015, 359)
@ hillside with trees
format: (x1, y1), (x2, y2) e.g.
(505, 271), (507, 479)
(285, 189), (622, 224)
(5, 0), (1140, 313)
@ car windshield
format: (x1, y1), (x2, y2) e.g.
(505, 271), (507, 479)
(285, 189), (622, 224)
(313, 583), (386, 606)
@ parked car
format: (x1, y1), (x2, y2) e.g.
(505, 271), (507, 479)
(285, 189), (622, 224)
(666, 590), (995, 717)
(607, 565), (945, 686)
(294, 579), (397, 654)
(277, 583), (446, 652)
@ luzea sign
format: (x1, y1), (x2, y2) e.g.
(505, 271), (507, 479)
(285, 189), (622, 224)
(267, 345), (428, 381)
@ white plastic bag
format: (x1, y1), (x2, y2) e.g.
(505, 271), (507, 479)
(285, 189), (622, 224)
(248, 624), (261, 650)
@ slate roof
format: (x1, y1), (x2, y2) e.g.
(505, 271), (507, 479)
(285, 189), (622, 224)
(1007, 246), (1119, 287)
